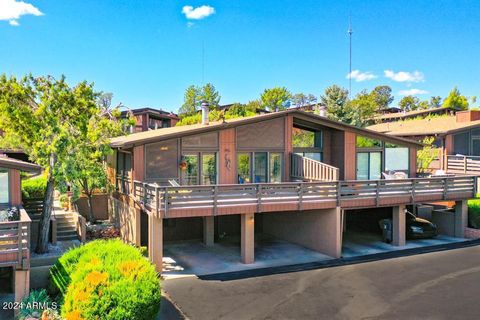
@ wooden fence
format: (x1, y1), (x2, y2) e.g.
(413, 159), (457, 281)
(0, 207), (31, 268)
(446, 155), (480, 174)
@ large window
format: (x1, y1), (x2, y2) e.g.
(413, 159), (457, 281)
(181, 153), (217, 185)
(116, 152), (132, 194)
(238, 152), (283, 183)
(385, 144), (409, 172)
(292, 127), (323, 162)
(0, 169), (9, 204)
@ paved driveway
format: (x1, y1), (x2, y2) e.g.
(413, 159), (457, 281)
(164, 245), (480, 320)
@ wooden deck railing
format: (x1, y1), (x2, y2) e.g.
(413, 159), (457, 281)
(132, 176), (476, 218)
(291, 153), (339, 181)
(446, 155), (480, 174)
(116, 175), (132, 195)
(0, 207), (31, 268)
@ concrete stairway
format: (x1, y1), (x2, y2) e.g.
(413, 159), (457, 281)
(54, 212), (79, 241)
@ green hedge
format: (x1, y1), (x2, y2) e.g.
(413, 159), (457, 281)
(21, 175), (47, 199)
(50, 239), (161, 320)
(468, 198), (480, 229)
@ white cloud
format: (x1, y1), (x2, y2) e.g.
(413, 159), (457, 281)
(0, 0), (43, 26)
(182, 5), (215, 20)
(346, 70), (377, 82)
(384, 70), (424, 82)
(398, 89), (429, 95)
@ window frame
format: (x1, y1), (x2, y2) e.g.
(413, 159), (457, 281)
(237, 151), (284, 184)
(0, 168), (10, 206)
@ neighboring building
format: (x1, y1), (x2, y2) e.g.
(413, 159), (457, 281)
(368, 109), (480, 174)
(0, 156), (41, 301)
(107, 109), (473, 271)
(121, 108), (179, 133)
(374, 106), (457, 123)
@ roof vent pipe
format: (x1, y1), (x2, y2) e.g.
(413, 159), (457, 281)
(201, 101), (209, 125)
(318, 104), (327, 117)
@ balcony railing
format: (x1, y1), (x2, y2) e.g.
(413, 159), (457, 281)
(131, 176), (476, 218)
(291, 153), (339, 181)
(446, 155), (480, 174)
(0, 207), (31, 268)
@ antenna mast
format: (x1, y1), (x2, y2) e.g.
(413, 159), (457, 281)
(348, 16), (353, 99)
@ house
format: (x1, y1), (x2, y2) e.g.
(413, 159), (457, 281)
(107, 108), (474, 271)
(121, 107), (179, 133)
(368, 109), (480, 174)
(374, 106), (457, 123)
(0, 155), (41, 301)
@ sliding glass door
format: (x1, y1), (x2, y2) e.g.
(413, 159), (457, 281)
(182, 153), (217, 185)
(238, 152), (283, 184)
(356, 152), (382, 180)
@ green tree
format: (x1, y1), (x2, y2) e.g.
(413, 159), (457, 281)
(61, 92), (128, 223)
(178, 85), (201, 115)
(430, 96), (442, 108)
(321, 85), (350, 122)
(417, 137), (439, 173)
(418, 100), (430, 110)
(398, 95), (420, 111)
(370, 85), (394, 111)
(443, 87), (469, 110)
(200, 83), (221, 110)
(260, 87), (292, 111)
(349, 90), (377, 127)
(291, 93), (317, 108)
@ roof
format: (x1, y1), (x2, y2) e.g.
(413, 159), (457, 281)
(111, 109), (422, 148)
(120, 107), (179, 119)
(374, 106), (456, 121)
(367, 116), (480, 137)
(0, 155), (41, 172)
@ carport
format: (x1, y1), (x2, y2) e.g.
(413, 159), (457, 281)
(162, 209), (341, 277)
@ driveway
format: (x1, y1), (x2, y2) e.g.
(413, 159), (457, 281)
(164, 244), (480, 320)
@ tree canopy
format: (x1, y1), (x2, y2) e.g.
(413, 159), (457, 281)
(178, 83), (221, 115)
(443, 87), (469, 110)
(398, 95), (420, 111)
(370, 85), (394, 111)
(260, 87), (292, 111)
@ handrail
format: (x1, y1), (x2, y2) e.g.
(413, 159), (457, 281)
(130, 176), (476, 217)
(446, 155), (480, 174)
(291, 153), (339, 181)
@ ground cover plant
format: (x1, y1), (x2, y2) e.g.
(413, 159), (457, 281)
(50, 239), (161, 320)
(468, 196), (480, 229)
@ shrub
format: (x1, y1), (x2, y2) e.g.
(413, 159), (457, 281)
(59, 194), (69, 208)
(22, 175), (47, 199)
(17, 289), (59, 320)
(468, 198), (480, 229)
(50, 239), (161, 320)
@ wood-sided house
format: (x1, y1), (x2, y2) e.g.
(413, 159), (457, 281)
(108, 109), (474, 271)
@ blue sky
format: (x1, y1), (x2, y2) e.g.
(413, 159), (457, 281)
(1, 0), (479, 112)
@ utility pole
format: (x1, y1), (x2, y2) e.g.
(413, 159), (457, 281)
(348, 16), (353, 99)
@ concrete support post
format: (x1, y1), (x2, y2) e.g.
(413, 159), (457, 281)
(148, 214), (163, 273)
(14, 269), (29, 302)
(392, 205), (406, 246)
(241, 213), (254, 264)
(203, 216), (215, 246)
(454, 200), (467, 238)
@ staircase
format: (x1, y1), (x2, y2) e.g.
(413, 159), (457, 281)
(291, 153), (339, 181)
(54, 212), (79, 241)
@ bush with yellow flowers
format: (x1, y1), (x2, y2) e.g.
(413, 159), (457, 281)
(50, 239), (161, 320)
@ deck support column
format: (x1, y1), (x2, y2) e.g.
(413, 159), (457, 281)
(454, 200), (467, 238)
(14, 269), (29, 302)
(148, 214), (163, 272)
(241, 213), (254, 264)
(392, 205), (406, 246)
(203, 216), (214, 246)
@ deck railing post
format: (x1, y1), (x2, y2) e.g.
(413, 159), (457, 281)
(443, 177), (448, 200)
(298, 183), (303, 210)
(17, 221), (23, 265)
(213, 186), (218, 216)
(336, 181), (341, 206)
(411, 179), (416, 204)
(155, 187), (160, 218)
(375, 180), (380, 207)
(464, 156), (467, 173)
(256, 184), (262, 212)
(164, 187), (168, 217)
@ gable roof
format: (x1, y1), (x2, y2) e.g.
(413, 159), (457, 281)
(111, 109), (423, 148)
(0, 155), (41, 172)
(374, 106), (456, 121)
(367, 116), (480, 137)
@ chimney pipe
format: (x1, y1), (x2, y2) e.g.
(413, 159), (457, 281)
(319, 104), (327, 117)
(201, 101), (209, 125)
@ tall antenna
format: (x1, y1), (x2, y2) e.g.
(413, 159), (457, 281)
(202, 40), (205, 85)
(348, 15), (353, 99)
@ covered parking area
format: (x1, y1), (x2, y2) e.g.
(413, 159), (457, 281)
(161, 208), (342, 276)
(341, 202), (469, 258)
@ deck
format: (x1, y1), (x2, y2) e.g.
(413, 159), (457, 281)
(0, 207), (31, 269)
(129, 176), (476, 218)
(446, 155), (480, 175)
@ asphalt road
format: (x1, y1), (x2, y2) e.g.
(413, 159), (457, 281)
(164, 245), (480, 320)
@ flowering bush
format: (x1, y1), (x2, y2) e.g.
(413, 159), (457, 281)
(0, 207), (19, 222)
(50, 239), (161, 320)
